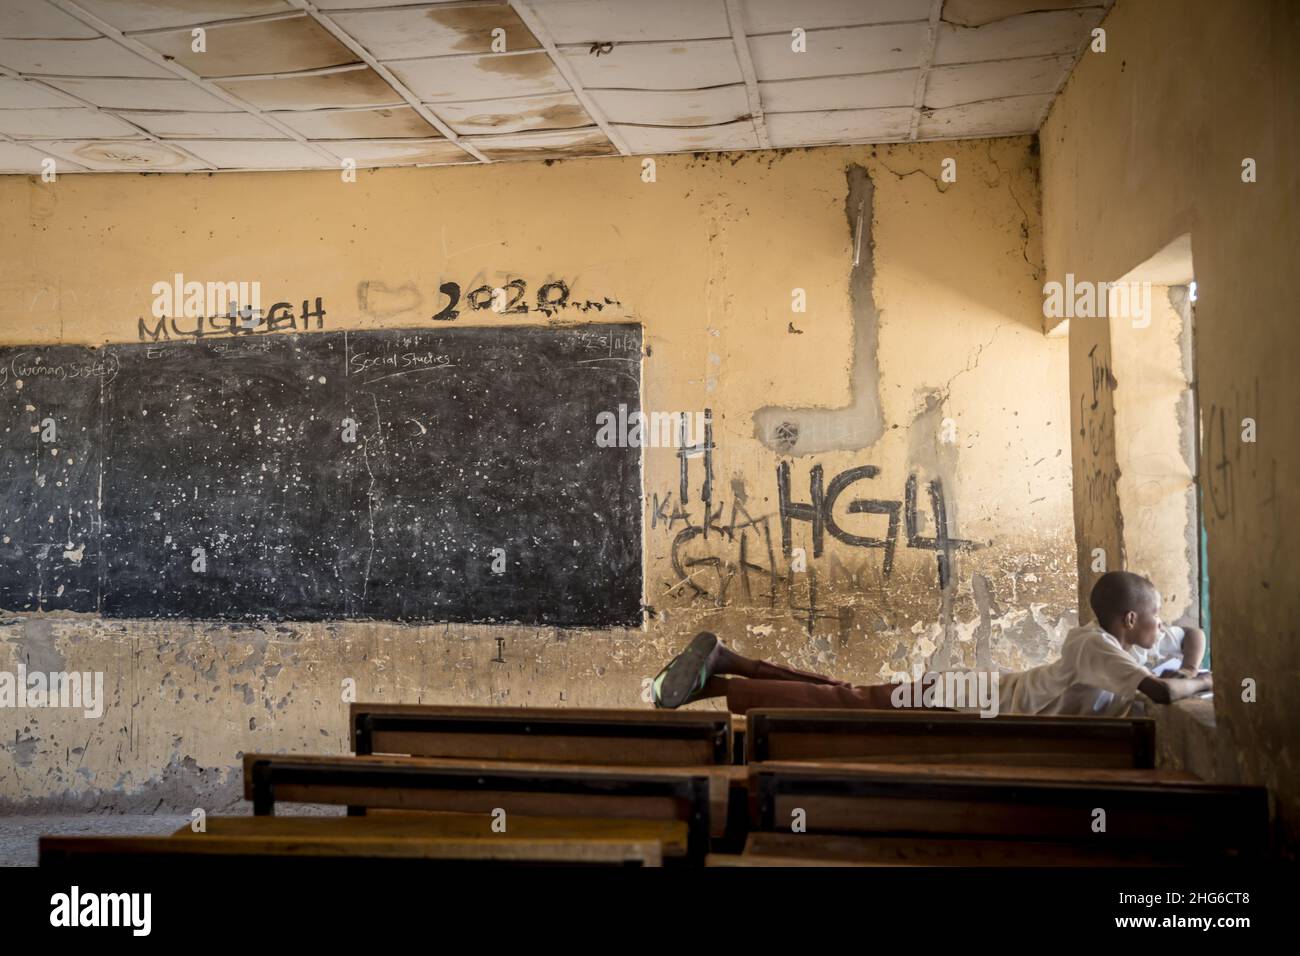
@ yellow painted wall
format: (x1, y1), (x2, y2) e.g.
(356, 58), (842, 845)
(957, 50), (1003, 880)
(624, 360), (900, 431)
(1042, 0), (1300, 845)
(1112, 286), (1197, 624)
(0, 139), (1076, 809)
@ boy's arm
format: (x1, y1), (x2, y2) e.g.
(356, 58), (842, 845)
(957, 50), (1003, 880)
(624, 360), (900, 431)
(1139, 671), (1213, 705)
(1176, 626), (1207, 676)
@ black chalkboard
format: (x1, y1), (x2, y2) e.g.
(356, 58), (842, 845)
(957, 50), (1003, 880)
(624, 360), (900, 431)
(0, 325), (643, 627)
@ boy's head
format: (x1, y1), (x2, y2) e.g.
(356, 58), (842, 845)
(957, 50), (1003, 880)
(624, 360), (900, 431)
(1089, 571), (1162, 647)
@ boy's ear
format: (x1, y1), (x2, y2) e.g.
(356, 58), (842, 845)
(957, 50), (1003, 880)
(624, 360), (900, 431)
(1123, 610), (1138, 630)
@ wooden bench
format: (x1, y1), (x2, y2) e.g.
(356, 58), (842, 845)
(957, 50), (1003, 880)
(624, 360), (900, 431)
(351, 704), (732, 766)
(243, 753), (715, 859)
(41, 832), (665, 868)
(746, 709), (1157, 768)
(749, 760), (1268, 859)
(741, 832), (1184, 867)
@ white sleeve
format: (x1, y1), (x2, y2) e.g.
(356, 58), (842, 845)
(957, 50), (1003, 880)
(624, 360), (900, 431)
(1154, 625), (1186, 663)
(1073, 634), (1152, 696)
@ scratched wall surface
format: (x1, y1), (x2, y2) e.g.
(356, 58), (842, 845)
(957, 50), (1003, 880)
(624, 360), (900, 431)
(0, 138), (1078, 810)
(1042, 0), (1300, 847)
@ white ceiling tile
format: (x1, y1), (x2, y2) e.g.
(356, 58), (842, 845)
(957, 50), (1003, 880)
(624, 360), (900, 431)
(32, 139), (205, 170)
(433, 92), (590, 135)
(741, 0), (932, 33)
(331, 4), (539, 61)
(42, 77), (237, 111)
(0, 0), (101, 39)
(273, 105), (440, 139)
(0, 107), (140, 139)
(217, 66), (403, 110)
(0, 77), (75, 108)
(588, 86), (749, 126)
(388, 52), (569, 103)
(117, 110), (284, 138)
(136, 14), (357, 78)
(918, 92), (1054, 138)
(560, 39), (741, 91)
(0, 139), (86, 171)
(465, 126), (616, 162)
(765, 107), (913, 147)
(759, 71), (916, 112)
(933, 9), (1105, 65)
(529, 0), (730, 42)
(749, 23), (927, 80)
(615, 119), (759, 154)
(943, 0), (1104, 29)
(170, 138), (333, 168)
(317, 138), (470, 166)
(313, 0), (467, 7)
(71, 0), (295, 32)
(0, 37), (172, 77)
(925, 55), (1073, 109)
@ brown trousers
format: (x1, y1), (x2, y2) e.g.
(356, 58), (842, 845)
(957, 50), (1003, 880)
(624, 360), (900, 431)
(722, 658), (897, 714)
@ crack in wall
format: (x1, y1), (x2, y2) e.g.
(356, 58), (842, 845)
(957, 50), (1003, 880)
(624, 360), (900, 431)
(753, 164), (885, 455)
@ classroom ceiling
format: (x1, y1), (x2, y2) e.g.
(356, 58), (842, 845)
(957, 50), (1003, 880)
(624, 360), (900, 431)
(0, 0), (1111, 173)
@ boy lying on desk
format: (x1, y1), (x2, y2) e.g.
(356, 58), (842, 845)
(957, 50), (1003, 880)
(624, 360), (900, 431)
(650, 570), (1212, 717)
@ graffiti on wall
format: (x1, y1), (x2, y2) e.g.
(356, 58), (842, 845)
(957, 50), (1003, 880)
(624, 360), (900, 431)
(656, 412), (979, 633)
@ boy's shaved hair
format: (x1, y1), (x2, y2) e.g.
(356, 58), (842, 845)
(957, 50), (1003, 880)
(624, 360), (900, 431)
(1089, 570), (1157, 625)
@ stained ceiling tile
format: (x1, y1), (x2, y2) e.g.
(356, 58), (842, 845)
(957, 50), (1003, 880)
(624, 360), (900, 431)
(32, 138), (205, 170)
(217, 66), (403, 110)
(136, 14), (358, 78)
(589, 86), (749, 127)
(943, 0), (1104, 29)
(433, 92), (590, 135)
(918, 92), (1054, 138)
(528, 0), (729, 42)
(389, 51), (569, 103)
(759, 71), (916, 112)
(933, 9), (1105, 65)
(273, 105), (440, 139)
(765, 107), (913, 146)
(0, 107), (141, 139)
(740, 0), (932, 33)
(331, 3), (540, 61)
(615, 119), (759, 154)
(749, 23), (927, 80)
(0, 38), (172, 77)
(71, 0), (295, 32)
(559, 39), (742, 91)
(0, 139), (87, 171)
(925, 55), (1073, 109)
(42, 77), (238, 111)
(0, 77), (75, 108)
(313, 0), (470, 7)
(117, 110), (284, 138)
(466, 126), (616, 162)
(317, 138), (471, 166)
(0, 0), (101, 39)
(169, 138), (334, 168)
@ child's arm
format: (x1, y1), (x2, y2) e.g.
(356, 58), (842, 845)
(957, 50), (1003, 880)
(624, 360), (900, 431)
(1139, 671), (1213, 704)
(1175, 626), (1207, 677)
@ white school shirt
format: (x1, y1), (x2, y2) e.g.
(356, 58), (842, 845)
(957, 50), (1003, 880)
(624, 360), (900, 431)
(1132, 624), (1188, 675)
(998, 623), (1159, 717)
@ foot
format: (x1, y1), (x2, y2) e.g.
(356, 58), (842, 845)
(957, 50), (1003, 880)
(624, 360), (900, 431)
(651, 632), (721, 709)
